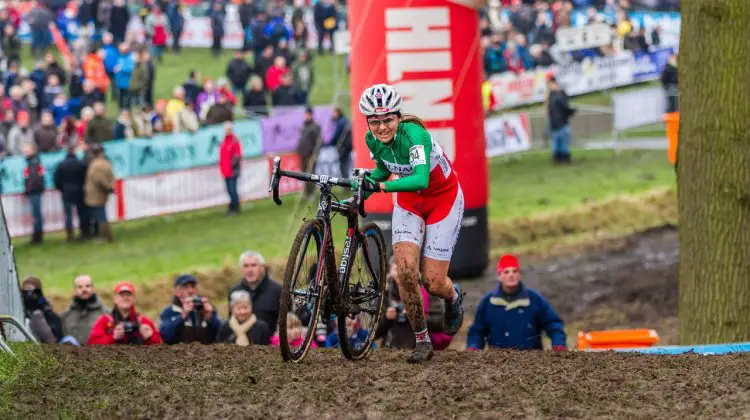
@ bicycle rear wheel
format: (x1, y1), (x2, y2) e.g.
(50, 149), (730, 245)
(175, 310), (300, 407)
(279, 219), (334, 363)
(336, 222), (387, 360)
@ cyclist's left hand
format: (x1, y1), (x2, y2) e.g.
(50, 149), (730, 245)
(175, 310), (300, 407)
(349, 176), (380, 192)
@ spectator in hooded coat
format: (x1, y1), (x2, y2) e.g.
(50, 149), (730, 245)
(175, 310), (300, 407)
(21, 276), (66, 344)
(54, 145), (90, 241)
(23, 143), (45, 244)
(467, 254), (567, 352)
(218, 121), (242, 215)
(226, 50), (253, 95)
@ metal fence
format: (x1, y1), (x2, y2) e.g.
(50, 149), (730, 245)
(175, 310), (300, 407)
(0, 197), (28, 342)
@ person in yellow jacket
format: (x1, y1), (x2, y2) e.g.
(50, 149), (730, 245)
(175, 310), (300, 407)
(165, 86), (186, 127)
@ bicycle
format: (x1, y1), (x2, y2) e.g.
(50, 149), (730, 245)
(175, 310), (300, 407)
(268, 156), (387, 363)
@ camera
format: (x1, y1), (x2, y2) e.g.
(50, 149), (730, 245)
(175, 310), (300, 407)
(22, 288), (40, 301)
(191, 295), (204, 312)
(394, 302), (407, 323)
(122, 320), (138, 334)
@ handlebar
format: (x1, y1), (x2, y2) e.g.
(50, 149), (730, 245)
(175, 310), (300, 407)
(268, 156), (381, 218)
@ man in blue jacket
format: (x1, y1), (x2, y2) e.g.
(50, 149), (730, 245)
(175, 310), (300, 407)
(159, 274), (221, 345)
(467, 254), (567, 351)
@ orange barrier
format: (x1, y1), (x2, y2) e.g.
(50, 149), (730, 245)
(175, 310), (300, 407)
(663, 112), (679, 165)
(577, 329), (660, 351)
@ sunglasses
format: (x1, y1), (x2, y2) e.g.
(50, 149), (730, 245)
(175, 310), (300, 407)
(367, 117), (397, 128)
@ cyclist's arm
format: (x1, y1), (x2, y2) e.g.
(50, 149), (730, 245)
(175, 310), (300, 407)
(363, 159), (391, 199)
(382, 130), (432, 192)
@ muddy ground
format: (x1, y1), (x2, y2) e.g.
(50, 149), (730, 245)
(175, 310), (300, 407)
(9, 344), (750, 419)
(458, 224), (679, 348)
(5, 226), (695, 419)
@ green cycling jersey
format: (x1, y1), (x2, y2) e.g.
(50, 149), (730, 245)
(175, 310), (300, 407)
(364, 121), (455, 197)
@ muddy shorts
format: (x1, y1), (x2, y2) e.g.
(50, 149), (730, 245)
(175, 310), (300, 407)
(392, 184), (464, 261)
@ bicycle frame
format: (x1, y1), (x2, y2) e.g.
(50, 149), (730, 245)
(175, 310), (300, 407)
(269, 156), (382, 313)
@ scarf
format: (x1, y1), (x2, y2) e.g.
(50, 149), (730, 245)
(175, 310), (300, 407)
(228, 314), (257, 346)
(73, 294), (98, 310)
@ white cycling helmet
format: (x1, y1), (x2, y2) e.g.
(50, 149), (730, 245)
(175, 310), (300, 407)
(359, 84), (403, 117)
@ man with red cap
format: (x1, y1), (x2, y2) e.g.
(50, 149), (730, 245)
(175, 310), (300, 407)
(87, 281), (162, 345)
(466, 254), (566, 352)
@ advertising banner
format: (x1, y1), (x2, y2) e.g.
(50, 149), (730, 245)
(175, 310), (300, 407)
(121, 158), (268, 221)
(261, 106), (337, 154)
(1, 191), (117, 238)
(486, 47), (674, 111)
(349, 0), (489, 277)
(632, 47), (675, 81)
(555, 23), (613, 52)
(484, 113), (532, 158)
(0, 121), (264, 194)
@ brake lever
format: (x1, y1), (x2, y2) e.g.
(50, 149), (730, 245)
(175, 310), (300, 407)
(271, 156), (282, 206)
(357, 171), (367, 218)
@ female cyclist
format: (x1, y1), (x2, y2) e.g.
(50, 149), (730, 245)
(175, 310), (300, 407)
(351, 83), (465, 363)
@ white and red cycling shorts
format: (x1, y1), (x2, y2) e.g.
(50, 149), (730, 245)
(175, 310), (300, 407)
(391, 183), (464, 261)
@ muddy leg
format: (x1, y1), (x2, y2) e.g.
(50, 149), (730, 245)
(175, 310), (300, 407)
(422, 257), (455, 300)
(393, 242), (427, 333)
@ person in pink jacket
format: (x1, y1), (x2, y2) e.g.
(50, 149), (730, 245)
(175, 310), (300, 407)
(376, 257), (454, 350)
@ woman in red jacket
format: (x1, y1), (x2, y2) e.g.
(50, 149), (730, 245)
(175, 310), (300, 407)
(87, 281), (162, 346)
(219, 121), (242, 215)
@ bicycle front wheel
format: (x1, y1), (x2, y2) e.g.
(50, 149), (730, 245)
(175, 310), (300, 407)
(336, 222), (387, 360)
(279, 219), (334, 363)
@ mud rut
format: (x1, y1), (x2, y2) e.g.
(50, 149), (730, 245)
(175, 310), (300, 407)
(11, 226), (750, 419)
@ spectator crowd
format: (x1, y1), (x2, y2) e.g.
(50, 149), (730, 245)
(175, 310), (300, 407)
(18, 248), (568, 352)
(0, 0), (348, 241)
(480, 0), (667, 78)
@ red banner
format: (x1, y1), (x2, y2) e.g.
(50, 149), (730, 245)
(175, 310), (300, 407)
(348, 0), (488, 277)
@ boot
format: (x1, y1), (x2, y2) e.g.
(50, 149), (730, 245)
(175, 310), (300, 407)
(29, 231), (42, 245)
(407, 341), (434, 364)
(65, 228), (75, 243)
(98, 223), (114, 243)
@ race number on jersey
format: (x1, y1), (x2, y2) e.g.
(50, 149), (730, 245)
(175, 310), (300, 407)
(409, 145), (427, 166)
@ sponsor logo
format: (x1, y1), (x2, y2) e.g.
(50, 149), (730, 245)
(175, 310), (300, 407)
(374, 107), (390, 113)
(339, 237), (352, 274)
(461, 216), (478, 227)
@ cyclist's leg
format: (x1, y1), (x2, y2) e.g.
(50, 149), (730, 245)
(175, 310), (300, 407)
(422, 186), (465, 335)
(422, 185), (464, 294)
(392, 199), (428, 335)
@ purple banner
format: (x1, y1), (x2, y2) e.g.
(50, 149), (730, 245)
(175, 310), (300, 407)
(261, 106), (337, 154)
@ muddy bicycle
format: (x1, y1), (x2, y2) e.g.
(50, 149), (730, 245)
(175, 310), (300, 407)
(268, 156), (387, 363)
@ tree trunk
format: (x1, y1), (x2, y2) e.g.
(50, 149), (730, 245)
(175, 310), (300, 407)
(678, 0), (750, 344)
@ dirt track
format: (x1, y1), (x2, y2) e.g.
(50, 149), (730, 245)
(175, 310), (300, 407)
(6, 226), (694, 419)
(9, 344), (750, 419)
(460, 225), (679, 347)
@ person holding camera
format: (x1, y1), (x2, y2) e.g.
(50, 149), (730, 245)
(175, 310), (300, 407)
(87, 281), (162, 345)
(21, 276), (64, 344)
(375, 257), (453, 351)
(159, 274), (221, 345)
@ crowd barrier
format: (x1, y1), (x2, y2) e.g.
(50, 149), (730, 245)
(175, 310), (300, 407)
(612, 86), (667, 131)
(486, 46), (675, 111)
(0, 106), (533, 238)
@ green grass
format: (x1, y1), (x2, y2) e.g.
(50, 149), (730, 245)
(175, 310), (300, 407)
(14, 149), (675, 294)
(0, 344), (56, 417)
(487, 149), (673, 220)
